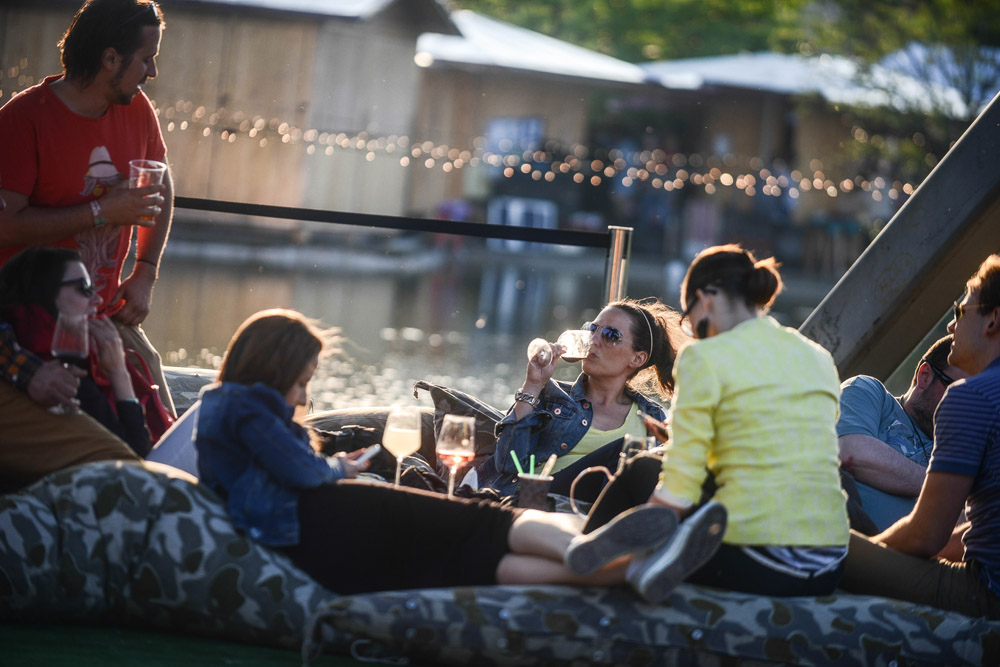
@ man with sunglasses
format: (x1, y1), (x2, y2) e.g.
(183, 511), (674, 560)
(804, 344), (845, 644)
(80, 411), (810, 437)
(0, 0), (175, 415)
(841, 254), (1000, 619)
(837, 335), (966, 532)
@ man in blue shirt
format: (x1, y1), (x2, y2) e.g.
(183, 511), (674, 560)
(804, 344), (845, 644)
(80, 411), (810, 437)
(842, 254), (1000, 619)
(837, 335), (966, 530)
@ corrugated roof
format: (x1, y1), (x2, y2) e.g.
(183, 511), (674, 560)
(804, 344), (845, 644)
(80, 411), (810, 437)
(416, 10), (647, 85)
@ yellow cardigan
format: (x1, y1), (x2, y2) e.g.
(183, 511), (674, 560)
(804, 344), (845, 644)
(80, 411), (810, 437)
(660, 316), (849, 546)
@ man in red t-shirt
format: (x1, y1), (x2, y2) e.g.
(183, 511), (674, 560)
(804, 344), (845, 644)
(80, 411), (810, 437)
(0, 0), (175, 414)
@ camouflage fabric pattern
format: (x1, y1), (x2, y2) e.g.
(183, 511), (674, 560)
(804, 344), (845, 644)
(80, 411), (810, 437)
(3, 460), (998, 664)
(305, 584), (1000, 666)
(0, 461), (333, 648)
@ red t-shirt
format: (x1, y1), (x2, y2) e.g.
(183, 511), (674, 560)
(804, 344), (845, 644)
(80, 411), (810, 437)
(0, 75), (166, 312)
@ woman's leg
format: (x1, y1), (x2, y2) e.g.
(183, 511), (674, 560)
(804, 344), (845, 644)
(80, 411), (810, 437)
(506, 508), (584, 561)
(285, 480), (519, 593)
(499, 508), (627, 586)
(500, 504), (679, 585)
(496, 553), (627, 586)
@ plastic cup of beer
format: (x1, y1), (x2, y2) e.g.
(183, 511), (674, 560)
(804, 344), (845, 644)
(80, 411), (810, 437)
(517, 473), (554, 510)
(129, 159), (167, 221)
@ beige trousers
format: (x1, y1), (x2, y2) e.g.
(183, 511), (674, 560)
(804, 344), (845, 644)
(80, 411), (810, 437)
(0, 380), (138, 494)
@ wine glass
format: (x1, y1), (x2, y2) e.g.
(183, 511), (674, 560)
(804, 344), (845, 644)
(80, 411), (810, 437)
(381, 405), (422, 487)
(527, 329), (591, 367)
(436, 414), (476, 497)
(50, 311), (89, 414)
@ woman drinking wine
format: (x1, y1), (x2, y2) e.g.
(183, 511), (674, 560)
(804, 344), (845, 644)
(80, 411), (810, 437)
(0, 247), (151, 455)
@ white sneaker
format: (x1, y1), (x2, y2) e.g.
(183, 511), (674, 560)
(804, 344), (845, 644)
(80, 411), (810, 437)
(627, 501), (727, 603)
(564, 505), (678, 575)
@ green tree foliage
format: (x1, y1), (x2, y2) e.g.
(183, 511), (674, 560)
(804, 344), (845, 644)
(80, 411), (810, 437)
(450, 0), (999, 181)
(795, 0), (1000, 122)
(792, 0), (1000, 179)
(448, 0), (810, 62)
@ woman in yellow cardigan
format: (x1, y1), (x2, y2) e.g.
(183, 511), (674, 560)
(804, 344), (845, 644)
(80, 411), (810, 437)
(568, 244), (849, 603)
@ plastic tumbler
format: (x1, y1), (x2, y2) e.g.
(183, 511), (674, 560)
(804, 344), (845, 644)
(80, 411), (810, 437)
(129, 159), (167, 221)
(517, 473), (554, 510)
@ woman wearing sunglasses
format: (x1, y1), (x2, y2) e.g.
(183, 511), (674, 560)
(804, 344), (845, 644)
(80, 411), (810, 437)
(573, 244), (849, 602)
(479, 297), (686, 498)
(0, 247), (151, 455)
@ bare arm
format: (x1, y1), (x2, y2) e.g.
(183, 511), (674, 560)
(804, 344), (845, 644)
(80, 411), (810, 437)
(134, 167), (173, 267)
(111, 169), (173, 326)
(89, 317), (137, 401)
(512, 342), (563, 421)
(875, 471), (972, 558)
(935, 520), (971, 562)
(838, 433), (927, 496)
(0, 184), (165, 247)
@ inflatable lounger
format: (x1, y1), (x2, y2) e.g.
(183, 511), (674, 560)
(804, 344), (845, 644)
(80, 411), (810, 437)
(1, 462), (997, 665)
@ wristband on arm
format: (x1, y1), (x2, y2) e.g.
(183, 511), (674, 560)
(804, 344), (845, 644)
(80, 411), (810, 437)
(90, 200), (106, 228)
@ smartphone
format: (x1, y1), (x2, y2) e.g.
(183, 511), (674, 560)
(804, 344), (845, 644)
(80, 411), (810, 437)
(354, 444), (382, 465)
(639, 412), (669, 443)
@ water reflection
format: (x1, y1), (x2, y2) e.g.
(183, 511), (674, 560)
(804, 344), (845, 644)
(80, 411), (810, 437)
(144, 242), (619, 412)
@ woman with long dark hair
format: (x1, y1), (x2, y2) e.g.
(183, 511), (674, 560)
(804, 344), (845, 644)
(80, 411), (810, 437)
(0, 246), (151, 455)
(480, 297), (687, 499)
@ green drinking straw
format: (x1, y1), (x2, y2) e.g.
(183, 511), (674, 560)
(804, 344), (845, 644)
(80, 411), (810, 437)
(529, 454), (536, 475)
(510, 450), (524, 475)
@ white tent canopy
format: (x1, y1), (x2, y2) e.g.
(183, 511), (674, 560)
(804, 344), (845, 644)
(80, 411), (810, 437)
(416, 10), (648, 85)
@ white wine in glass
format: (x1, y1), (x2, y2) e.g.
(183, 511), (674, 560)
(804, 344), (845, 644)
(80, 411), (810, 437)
(382, 406), (422, 487)
(527, 329), (591, 367)
(436, 414), (476, 497)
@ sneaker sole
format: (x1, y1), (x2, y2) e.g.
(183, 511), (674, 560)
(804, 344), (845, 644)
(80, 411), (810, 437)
(565, 505), (679, 575)
(634, 502), (727, 603)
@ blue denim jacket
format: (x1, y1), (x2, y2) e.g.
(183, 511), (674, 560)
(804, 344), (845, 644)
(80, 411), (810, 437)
(478, 374), (666, 495)
(195, 382), (347, 547)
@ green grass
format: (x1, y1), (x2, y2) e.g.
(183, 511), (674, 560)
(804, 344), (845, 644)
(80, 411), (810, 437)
(1, 621), (366, 666)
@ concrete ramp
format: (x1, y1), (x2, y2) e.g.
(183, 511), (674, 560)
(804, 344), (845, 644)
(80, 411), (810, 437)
(799, 92), (1000, 380)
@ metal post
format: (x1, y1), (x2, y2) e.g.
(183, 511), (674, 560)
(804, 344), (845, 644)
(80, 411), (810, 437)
(604, 226), (633, 305)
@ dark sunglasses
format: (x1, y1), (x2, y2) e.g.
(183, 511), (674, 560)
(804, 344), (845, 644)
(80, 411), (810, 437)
(60, 277), (96, 298)
(953, 298), (994, 322)
(584, 321), (624, 346)
(921, 358), (955, 387)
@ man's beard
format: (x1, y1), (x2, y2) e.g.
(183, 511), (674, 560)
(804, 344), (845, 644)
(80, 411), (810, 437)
(908, 392), (937, 438)
(110, 68), (140, 105)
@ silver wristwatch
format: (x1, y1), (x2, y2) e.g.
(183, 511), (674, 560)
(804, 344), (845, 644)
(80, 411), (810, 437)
(514, 389), (539, 407)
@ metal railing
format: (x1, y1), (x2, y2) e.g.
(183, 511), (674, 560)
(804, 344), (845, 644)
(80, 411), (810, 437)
(174, 196), (633, 305)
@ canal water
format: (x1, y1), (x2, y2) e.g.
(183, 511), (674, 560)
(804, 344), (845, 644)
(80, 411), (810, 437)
(142, 227), (831, 413)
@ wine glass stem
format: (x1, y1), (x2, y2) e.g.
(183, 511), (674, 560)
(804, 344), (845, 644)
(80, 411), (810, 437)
(395, 456), (403, 488)
(447, 466), (457, 497)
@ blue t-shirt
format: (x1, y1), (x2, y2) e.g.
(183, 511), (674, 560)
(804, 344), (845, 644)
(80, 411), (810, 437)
(928, 357), (1000, 597)
(837, 375), (932, 529)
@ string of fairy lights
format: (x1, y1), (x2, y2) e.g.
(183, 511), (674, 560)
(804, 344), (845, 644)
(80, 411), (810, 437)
(3, 60), (918, 204)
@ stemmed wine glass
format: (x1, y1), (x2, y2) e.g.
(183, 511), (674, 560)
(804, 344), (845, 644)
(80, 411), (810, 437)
(435, 414), (476, 497)
(50, 311), (89, 414)
(381, 405), (422, 487)
(527, 329), (591, 367)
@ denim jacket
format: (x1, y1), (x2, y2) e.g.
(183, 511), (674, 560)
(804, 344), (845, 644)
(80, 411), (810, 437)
(478, 374), (666, 495)
(195, 382), (347, 547)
